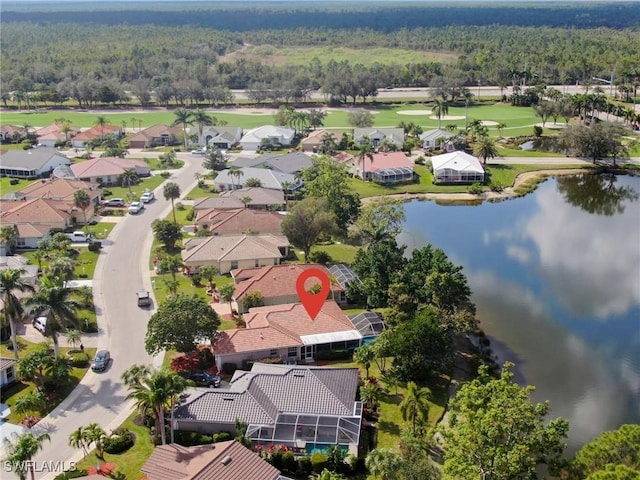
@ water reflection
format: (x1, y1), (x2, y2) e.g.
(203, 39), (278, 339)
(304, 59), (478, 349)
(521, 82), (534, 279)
(556, 174), (639, 216)
(402, 175), (640, 451)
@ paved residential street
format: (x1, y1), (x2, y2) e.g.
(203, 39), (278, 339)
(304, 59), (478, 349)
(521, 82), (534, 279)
(21, 153), (202, 480)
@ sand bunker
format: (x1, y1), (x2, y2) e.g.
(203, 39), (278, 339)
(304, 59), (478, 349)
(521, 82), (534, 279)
(480, 120), (499, 126)
(397, 109), (432, 116)
(429, 115), (465, 121)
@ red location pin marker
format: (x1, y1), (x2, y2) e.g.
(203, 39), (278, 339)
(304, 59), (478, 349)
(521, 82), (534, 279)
(296, 268), (331, 320)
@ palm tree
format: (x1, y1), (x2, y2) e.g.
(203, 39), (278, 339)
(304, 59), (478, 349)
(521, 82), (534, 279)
(0, 268), (35, 359)
(25, 283), (81, 359)
(353, 344), (375, 378)
(3, 431), (51, 480)
(13, 391), (45, 423)
(313, 470), (346, 480)
(365, 448), (403, 480)
(218, 283), (235, 312)
(496, 122), (507, 137)
(171, 108), (194, 150)
(473, 136), (498, 165)
(240, 196), (252, 208)
(462, 88), (474, 129)
(65, 329), (82, 349)
(229, 169), (244, 190)
(21, 122), (32, 142)
(94, 115), (110, 142)
(199, 266), (219, 293)
(360, 381), (381, 410)
(119, 168), (139, 196)
(163, 182), (181, 223)
(1, 225), (18, 254)
(281, 181), (292, 210)
(192, 108), (214, 145)
(123, 367), (188, 445)
(84, 423), (108, 472)
(73, 190), (92, 228)
(68, 426), (91, 458)
(121, 363), (152, 388)
(432, 98), (449, 129)
(399, 381), (431, 434)
(158, 255), (183, 283)
(356, 137), (374, 181)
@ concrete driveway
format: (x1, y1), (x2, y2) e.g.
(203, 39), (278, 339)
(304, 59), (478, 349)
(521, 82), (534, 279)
(17, 153), (203, 480)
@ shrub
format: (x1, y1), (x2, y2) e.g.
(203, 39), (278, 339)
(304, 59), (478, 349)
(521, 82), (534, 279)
(243, 291), (264, 309)
(197, 348), (215, 369)
(186, 209), (195, 221)
(174, 430), (213, 446)
(190, 273), (202, 287)
(533, 125), (543, 137)
(54, 469), (89, 480)
(468, 183), (484, 195)
(311, 452), (328, 473)
(9, 178), (20, 185)
(298, 456), (313, 476)
(104, 427), (135, 454)
(222, 362), (237, 375)
(67, 353), (89, 367)
(315, 349), (352, 361)
(176, 202), (185, 211)
(213, 431), (232, 443)
(415, 155), (426, 165)
(87, 241), (102, 253)
(160, 171), (171, 178)
(490, 182), (504, 192)
(309, 250), (332, 265)
(102, 189), (113, 196)
(282, 451), (296, 473)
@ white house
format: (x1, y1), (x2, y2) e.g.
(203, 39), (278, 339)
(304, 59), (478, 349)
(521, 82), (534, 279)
(191, 126), (243, 149)
(430, 151), (485, 183)
(420, 128), (455, 150)
(353, 128), (404, 148)
(0, 148), (71, 178)
(213, 167), (300, 192)
(240, 126), (296, 151)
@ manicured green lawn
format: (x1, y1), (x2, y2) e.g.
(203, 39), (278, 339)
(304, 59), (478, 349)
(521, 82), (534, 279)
(184, 183), (218, 200)
(484, 164), (590, 187)
(0, 339), (96, 424)
(73, 411), (156, 480)
(0, 177), (31, 194)
(496, 146), (562, 158)
(101, 174), (166, 201)
(310, 243), (360, 265)
(143, 157), (184, 170)
(328, 358), (447, 451)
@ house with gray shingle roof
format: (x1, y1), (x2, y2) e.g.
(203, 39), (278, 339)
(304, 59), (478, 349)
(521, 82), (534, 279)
(190, 126), (243, 150)
(173, 363), (362, 456)
(214, 168), (300, 192)
(193, 187), (284, 211)
(141, 440), (287, 480)
(420, 128), (455, 150)
(231, 152), (313, 175)
(181, 234), (289, 274)
(353, 127), (404, 148)
(0, 148), (71, 178)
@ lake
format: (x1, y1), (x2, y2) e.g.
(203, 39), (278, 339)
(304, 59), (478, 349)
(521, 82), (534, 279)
(399, 174), (640, 452)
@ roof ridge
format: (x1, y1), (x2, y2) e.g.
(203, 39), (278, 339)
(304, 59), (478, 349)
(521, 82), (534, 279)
(218, 235), (248, 261)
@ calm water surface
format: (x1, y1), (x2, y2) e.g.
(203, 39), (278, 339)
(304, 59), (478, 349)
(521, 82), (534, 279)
(399, 175), (640, 452)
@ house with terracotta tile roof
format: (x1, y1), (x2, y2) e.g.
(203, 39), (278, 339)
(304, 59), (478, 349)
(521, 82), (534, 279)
(127, 124), (180, 149)
(0, 148), (71, 178)
(181, 234), (289, 274)
(141, 440), (287, 480)
(195, 208), (284, 236)
(300, 129), (335, 152)
(71, 157), (150, 185)
(350, 151), (414, 183)
(173, 363), (362, 456)
(212, 301), (362, 369)
(19, 177), (101, 204)
(193, 188), (284, 211)
(35, 123), (81, 147)
(0, 125), (24, 143)
(332, 152), (355, 164)
(230, 264), (345, 313)
(0, 198), (74, 249)
(71, 124), (123, 148)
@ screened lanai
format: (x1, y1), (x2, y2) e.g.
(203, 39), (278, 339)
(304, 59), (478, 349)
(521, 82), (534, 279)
(372, 166), (414, 184)
(245, 404), (363, 451)
(349, 311), (386, 338)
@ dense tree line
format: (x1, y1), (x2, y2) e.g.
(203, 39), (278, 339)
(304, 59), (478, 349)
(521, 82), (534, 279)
(2, 20), (639, 108)
(2, 3), (639, 30)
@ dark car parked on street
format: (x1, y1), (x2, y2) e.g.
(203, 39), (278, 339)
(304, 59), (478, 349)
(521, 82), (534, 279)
(179, 371), (221, 388)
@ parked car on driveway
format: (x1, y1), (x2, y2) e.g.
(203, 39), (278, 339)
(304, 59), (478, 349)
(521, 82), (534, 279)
(191, 148), (206, 155)
(179, 371), (221, 388)
(128, 201), (144, 214)
(136, 290), (151, 307)
(91, 350), (111, 372)
(103, 198), (125, 207)
(140, 191), (155, 203)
